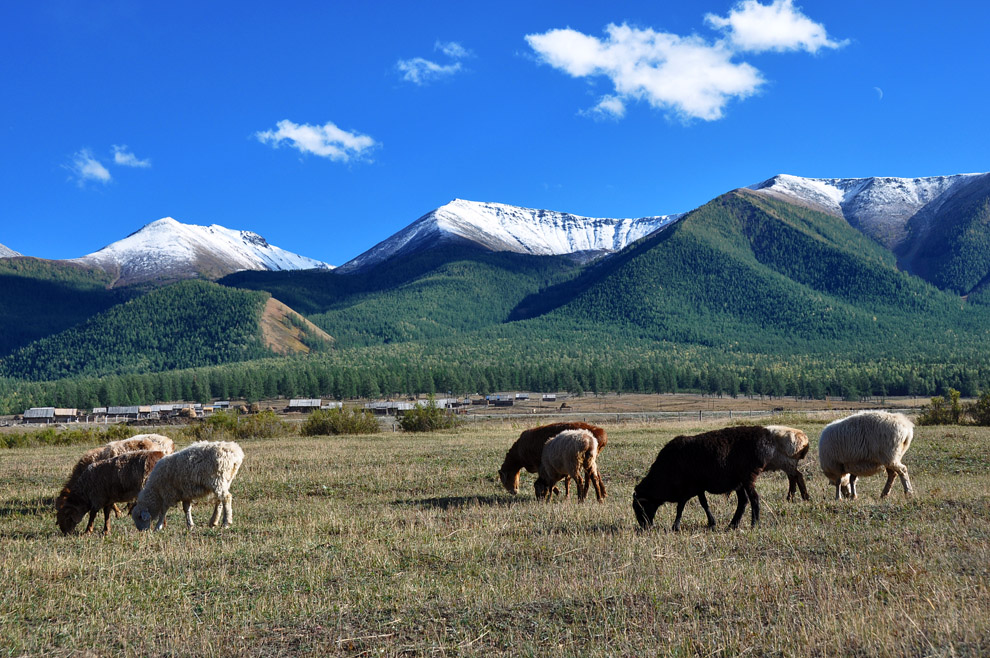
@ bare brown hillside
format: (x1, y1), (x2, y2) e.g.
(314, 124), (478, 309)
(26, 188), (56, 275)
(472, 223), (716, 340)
(259, 297), (333, 355)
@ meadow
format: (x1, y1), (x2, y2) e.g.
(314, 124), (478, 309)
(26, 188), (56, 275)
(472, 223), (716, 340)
(1, 417), (988, 656)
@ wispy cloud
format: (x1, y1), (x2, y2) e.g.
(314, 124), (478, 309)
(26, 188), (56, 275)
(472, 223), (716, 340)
(66, 149), (112, 186)
(255, 119), (378, 162)
(526, 1), (844, 122)
(705, 0), (847, 54)
(112, 145), (151, 168)
(397, 40), (472, 85)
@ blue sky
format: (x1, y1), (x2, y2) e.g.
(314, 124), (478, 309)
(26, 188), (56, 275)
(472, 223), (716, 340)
(2, 1), (987, 266)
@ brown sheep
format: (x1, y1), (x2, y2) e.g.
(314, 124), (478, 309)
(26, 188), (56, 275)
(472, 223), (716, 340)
(56, 450), (165, 535)
(498, 421), (607, 497)
(534, 429), (606, 502)
(56, 435), (174, 518)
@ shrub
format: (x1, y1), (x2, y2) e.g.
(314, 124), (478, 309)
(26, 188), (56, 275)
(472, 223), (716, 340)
(917, 388), (963, 425)
(301, 407), (380, 436)
(398, 396), (461, 433)
(966, 391), (990, 426)
(0, 424), (135, 450)
(187, 409), (291, 441)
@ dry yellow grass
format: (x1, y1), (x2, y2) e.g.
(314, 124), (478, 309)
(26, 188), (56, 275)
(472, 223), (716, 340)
(1, 418), (988, 656)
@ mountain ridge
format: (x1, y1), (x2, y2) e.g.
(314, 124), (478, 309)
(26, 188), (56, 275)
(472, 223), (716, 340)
(337, 198), (682, 273)
(70, 217), (334, 287)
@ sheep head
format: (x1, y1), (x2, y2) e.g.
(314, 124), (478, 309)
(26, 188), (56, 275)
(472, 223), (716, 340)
(498, 466), (520, 495)
(765, 426), (809, 458)
(632, 493), (660, 530)
(533, 478), (553, 501)
(131, 503), (154, 531)
(55, 494), (88, 535)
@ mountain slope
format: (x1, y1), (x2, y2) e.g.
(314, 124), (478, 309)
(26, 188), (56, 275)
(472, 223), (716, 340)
(510, 190), (978, 356)
(0, 280), (278, 380)
(337, 199), (680, 273)
(224, 244), (582, 347)
(0, 243), (20, 258)
(0, 257), (132, 357)
(72, 217), (332, 287)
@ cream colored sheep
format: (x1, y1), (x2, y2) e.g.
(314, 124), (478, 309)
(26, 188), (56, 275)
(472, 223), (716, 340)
(764, 425), (812, 501)
(534, 429), (605, 502)
(131, 441), (244, 530)
(818, 411), (914, 500)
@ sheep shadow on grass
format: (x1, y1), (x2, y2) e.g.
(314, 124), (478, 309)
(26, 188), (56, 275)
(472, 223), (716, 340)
(391, 495), (516, 511)
(0, 496), (56, 519)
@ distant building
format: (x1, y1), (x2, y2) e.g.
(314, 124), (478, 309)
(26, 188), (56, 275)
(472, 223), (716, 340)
(287, 399), (323, 411)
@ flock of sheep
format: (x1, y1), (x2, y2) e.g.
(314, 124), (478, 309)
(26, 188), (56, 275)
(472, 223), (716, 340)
(499, 410), (914, 531)
(53, 409), (913, 535)
(55, 435), (243, 535)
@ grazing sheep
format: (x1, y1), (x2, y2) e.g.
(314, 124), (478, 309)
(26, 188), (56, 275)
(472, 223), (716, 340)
(633, 425), (800, 531)
(818, 411), (914, 500)
(498, 422), (607, 497)
(56, 450), (165, 535)
(56, 434), (175, 517)
(131, 441), (244, 531)
(763, 425), (811, 501)
(533, 429), (606, 502)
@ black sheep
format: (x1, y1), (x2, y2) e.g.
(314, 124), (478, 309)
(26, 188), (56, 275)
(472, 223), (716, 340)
(633, 425), (793, 531)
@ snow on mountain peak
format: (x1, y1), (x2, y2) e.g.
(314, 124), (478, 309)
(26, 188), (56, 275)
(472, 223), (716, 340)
(748, 172), (986, 248)
(338, 198), (682, 272)
(0, 242), (21, 258)
(73, 216), (332, 286)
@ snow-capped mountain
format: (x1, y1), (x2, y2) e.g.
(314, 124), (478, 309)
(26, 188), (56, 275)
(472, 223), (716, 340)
(72, 217), (333, 286)
(0, 243), (20, 258)
(338, 199), (682, 273)
(748, 173), (988, 249)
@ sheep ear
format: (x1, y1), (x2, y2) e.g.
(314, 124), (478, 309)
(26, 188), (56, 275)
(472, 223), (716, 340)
(141, 510), (151, 522)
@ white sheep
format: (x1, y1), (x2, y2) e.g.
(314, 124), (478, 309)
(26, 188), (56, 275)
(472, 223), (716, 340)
(131, 440), (244, 530)
(130, 433), (175, 455)
(534, 429), (606, 502)
(818, 411), (914, 500)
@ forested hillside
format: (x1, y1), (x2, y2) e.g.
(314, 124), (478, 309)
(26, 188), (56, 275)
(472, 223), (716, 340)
(0, 258), (131, 356)
(0, 280), (272, 380)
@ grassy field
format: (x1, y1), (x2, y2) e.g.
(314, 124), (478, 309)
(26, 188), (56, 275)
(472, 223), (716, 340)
(1, 417), (989, 656)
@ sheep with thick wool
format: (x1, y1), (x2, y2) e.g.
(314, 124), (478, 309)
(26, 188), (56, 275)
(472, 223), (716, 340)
(764, 425), (811, 501)
(56, 450), (165, 535)
(633, 425), (808, 531)
(56, 434), (175, 517)
(131, 441), (244, 531)
(499, 422), (607, 497)
(533, 429), (606, 502)
(818, 411), (914, 500)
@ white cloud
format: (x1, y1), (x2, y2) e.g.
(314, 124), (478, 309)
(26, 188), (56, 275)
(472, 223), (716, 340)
(255, 119), (378, 162)
(435, 40), (472, 59)
(526, 2), (843, 122)
(526, 24), (763, 121)
(396, 57), (464, 85)
(705, 0), (847, 53)
(112, 145), (151, 168)
(581, 95), (627, 121)
(397, 40), (472, 85)
(67, 149), (112, 185)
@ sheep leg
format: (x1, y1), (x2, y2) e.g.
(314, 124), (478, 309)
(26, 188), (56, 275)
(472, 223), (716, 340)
(563, 476), (570, 499)
(183, 500), (195, 528)
(696, 493), (717, 529)
(221, 492), (234, 528)
(209, 497), (223, 527)
(102, 505), (113, 535)
(746, 484), (760, 527)
(883, 463), (913, 498)
(577, 472), (590, 502)
(848, 474), (858, 500)
(794, 471), (810, 501)
(786, 471), (810, 502)
(587, 465), (606, 501)
(729, 487), (748, 529)
(112, 503), (122, 518)
(672, 499), (688, 532)
(84, 509), (98, 534)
